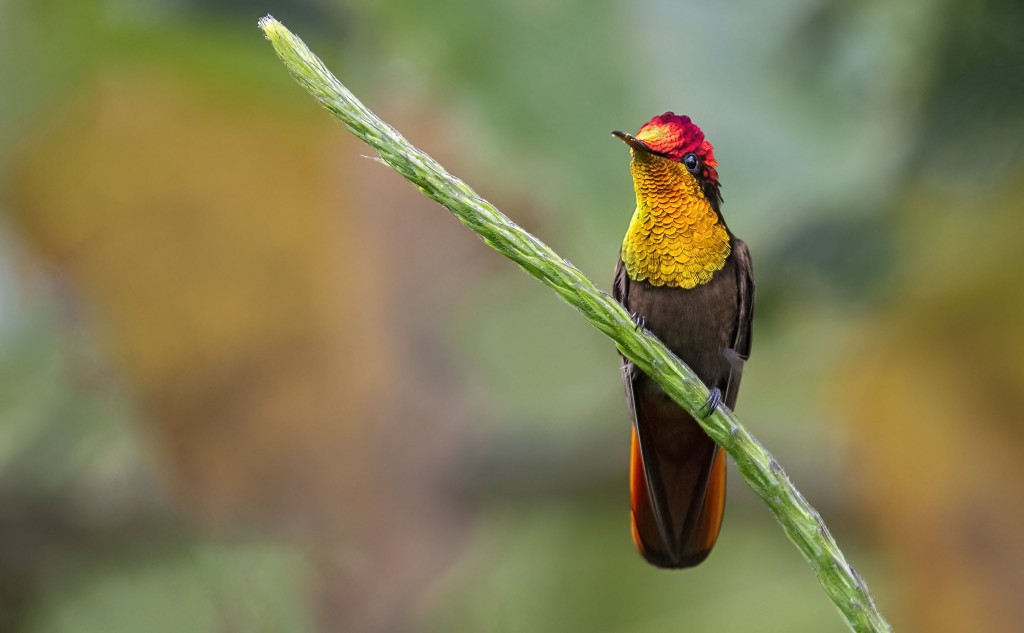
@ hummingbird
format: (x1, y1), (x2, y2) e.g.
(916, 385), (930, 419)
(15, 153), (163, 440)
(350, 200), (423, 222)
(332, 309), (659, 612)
(612, 113), (754, 568)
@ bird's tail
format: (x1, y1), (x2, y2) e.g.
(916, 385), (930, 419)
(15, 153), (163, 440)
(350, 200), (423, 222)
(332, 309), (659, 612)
(629, 424), (726, 568)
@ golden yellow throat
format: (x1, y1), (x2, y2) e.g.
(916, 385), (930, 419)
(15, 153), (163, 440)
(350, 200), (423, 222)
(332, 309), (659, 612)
(621, 152), (731, 289)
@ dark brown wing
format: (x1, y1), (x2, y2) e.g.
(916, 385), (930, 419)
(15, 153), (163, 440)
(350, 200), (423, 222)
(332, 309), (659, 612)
(722, 238), (755, 409)
(612, 254), (629, 307)
(732, 238), (755, 361)
(615, 257), (678, 561)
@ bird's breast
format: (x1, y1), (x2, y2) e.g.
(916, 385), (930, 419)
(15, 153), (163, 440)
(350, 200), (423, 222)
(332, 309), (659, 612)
(626, 259), (740, 389)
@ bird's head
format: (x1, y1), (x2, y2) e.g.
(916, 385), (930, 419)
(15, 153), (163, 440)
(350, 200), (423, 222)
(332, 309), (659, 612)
(613, 112), (721, 206)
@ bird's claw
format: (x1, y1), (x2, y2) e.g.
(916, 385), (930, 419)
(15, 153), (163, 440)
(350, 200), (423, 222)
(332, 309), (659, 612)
(701, 387), (723, 417)
(630, 311), (646, 331)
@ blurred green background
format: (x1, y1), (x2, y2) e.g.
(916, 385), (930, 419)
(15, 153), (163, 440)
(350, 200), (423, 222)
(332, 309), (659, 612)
(1, 0), (1022, 631)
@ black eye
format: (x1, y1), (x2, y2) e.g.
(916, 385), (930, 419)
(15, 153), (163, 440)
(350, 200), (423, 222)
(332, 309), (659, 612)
(683, 152), (699, 172)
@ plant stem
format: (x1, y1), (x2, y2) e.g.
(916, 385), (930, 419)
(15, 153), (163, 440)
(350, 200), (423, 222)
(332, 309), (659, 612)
(257, 15), (893, 633)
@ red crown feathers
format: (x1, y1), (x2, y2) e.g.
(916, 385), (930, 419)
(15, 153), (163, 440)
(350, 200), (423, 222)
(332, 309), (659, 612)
(636, 112), (718, 181)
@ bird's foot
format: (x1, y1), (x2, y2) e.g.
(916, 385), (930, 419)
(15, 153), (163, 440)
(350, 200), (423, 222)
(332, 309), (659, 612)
(701, 387), (723, 417)
(630, 311), (646, 331)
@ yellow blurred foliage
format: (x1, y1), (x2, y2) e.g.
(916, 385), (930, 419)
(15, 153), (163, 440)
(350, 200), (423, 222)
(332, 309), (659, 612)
(838, 177), (1024, 633)
(8, 67), (482, 630)
(10, 69), (386, 520)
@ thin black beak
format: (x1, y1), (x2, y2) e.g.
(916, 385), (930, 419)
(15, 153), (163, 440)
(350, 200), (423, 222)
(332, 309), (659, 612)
(612, 130), (667, 157)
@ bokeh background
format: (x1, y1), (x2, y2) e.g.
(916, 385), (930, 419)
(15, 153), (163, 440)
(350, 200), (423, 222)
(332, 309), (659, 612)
(1, 0), (1022, 631)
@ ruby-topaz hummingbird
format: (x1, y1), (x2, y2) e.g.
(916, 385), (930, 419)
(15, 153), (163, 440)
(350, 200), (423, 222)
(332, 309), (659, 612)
(612, 112), (755, 568)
